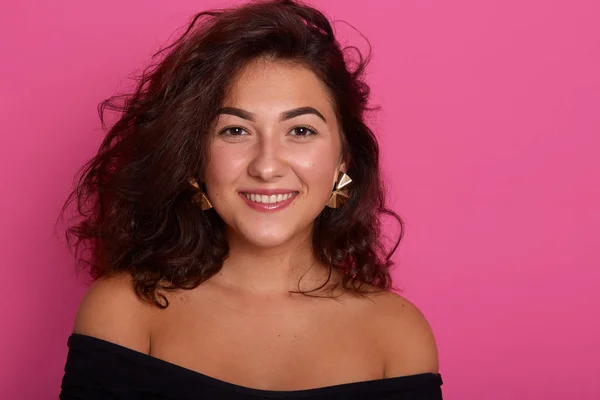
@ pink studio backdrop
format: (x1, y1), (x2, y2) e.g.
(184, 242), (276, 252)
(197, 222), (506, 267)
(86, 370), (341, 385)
(1, 0), (599, 398)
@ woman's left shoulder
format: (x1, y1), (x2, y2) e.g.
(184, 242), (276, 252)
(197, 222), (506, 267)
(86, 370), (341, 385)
(367, 290), (440, 377)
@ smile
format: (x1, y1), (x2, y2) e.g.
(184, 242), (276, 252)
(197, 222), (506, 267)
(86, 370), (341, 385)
(242, 192), (297, 204)
(238, 191), (299, 212)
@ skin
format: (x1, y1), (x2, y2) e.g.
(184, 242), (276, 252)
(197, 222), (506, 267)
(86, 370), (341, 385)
(72, 59), (439, 391)
(201, 58), (347, 295)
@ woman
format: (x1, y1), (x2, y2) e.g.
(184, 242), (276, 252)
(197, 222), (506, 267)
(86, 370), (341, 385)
(59, 0), (443, 398)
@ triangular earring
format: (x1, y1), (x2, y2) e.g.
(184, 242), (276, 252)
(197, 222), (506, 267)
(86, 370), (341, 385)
(188, 176), (213, 210)
(326, 170), (352, 208)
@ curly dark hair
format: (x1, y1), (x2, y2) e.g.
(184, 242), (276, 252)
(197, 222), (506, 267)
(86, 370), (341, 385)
(59, 0), (404, 308)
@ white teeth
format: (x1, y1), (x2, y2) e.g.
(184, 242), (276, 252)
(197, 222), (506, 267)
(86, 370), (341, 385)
(243, 192), (296, 204)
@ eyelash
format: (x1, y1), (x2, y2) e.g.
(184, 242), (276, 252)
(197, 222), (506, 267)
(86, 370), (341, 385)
(218, 125), (318, 138)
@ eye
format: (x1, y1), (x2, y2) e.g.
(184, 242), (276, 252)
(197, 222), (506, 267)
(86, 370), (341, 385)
(218, 126), (248, 136)
(289, 126), (317, 137)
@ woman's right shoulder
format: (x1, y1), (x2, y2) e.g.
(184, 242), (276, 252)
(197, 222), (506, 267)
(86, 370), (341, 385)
(72, 273), (154, 354)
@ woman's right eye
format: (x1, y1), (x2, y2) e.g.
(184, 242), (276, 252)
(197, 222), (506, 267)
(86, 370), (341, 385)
(219, 127), (248, 136)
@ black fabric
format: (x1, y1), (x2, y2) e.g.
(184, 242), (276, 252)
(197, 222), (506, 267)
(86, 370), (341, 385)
(60, 334), (443, 399)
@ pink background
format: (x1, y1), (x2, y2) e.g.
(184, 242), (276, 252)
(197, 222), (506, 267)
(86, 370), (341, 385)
(1, 0), (599, 398)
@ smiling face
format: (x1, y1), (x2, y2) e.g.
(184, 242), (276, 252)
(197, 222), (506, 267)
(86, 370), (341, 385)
(203, 59), (346, 249)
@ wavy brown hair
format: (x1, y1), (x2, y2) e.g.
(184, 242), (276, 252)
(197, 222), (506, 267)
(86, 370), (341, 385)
(59, 0), (404, 307)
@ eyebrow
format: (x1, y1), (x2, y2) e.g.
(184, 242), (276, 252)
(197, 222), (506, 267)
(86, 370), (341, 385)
(217, 106), (327, 123)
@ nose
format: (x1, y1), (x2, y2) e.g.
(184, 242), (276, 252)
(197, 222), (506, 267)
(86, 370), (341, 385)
(247, 132), (287, 181)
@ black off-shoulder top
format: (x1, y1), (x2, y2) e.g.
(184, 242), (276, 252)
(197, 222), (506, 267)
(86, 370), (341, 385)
(60, 334), (443, 399)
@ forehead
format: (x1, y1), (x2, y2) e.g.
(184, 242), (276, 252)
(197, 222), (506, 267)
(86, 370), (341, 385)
(223, 59), (336, 117)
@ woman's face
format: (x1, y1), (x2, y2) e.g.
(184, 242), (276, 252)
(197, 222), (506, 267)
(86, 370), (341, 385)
(203, 59), (345, 248)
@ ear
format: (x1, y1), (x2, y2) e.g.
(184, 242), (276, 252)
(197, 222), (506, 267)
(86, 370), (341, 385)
(338, 161), (348, 174)
(337, 148), (350, 173)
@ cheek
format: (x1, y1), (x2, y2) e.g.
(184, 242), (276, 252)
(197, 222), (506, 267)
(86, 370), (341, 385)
(292, 147), (338, 191)
(204, 145), (247, 188)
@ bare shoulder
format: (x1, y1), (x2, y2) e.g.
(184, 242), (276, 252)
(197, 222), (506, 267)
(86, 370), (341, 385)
(368, 290), (440, 377)
(72, 273), (155, 353)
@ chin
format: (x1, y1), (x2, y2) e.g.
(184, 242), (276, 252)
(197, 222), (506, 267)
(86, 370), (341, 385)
(243, 232), (297, 249)
(233, 222), (309, 249)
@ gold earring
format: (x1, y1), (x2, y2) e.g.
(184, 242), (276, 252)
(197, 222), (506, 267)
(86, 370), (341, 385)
(326, 170), (352, 208)
(188, 177), (213, 210)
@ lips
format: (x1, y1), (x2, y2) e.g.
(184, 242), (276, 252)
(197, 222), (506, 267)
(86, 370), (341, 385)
(237, 188), (299, 196)
(238, 191), (298, 212)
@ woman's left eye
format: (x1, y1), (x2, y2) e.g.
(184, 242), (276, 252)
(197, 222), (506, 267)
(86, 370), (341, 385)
(289, 126), (317, 137)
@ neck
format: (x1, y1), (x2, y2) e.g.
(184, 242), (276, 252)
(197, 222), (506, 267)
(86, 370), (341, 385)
(211, 226), (334, 297)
